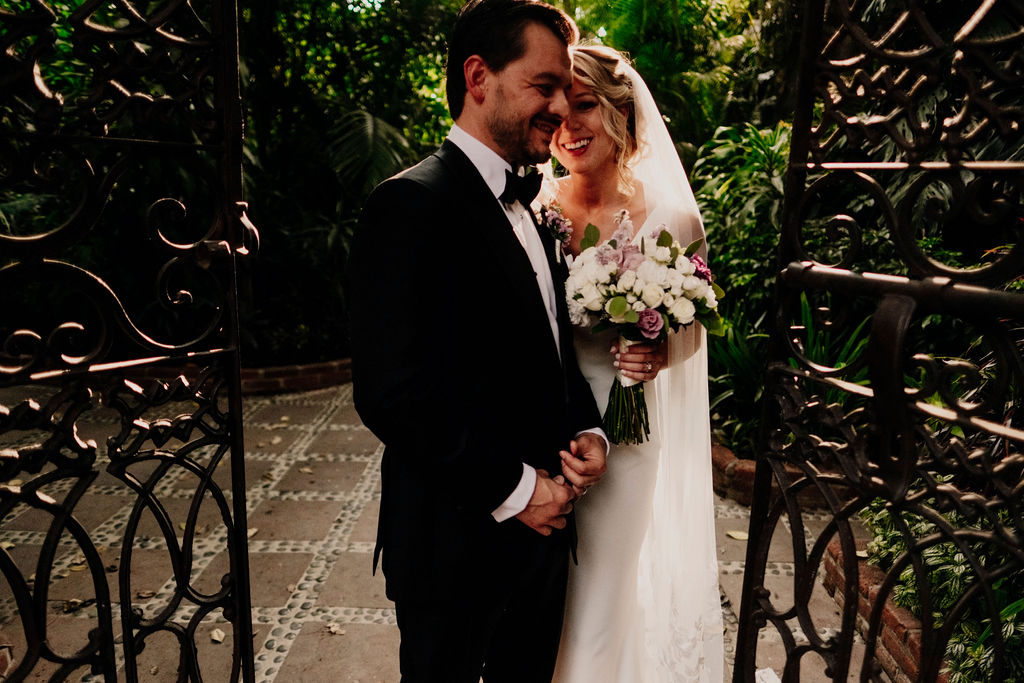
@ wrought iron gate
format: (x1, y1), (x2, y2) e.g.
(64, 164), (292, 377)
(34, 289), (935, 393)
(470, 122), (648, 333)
(735, 1), (1024, 681)
(0, 0), (256, 680)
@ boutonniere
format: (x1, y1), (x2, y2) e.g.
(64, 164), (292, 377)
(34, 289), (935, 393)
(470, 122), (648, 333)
(538, 203), (573, 264)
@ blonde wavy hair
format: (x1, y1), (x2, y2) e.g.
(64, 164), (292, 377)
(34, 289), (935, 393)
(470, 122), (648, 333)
(570, 44), (639, 196)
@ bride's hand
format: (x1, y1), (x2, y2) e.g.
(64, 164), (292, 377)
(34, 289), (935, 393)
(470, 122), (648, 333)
(612, 341), (667, 382)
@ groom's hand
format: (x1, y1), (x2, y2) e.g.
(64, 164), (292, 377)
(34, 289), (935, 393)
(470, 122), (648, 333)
(515, 469), (575, 536)
(559, 432), (608, 495)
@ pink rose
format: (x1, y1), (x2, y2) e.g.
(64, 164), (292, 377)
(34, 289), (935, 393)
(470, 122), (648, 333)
(637, 308), (664, 339)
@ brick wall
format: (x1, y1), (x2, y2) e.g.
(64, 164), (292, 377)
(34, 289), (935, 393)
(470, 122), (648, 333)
(822, 538), (948, 683)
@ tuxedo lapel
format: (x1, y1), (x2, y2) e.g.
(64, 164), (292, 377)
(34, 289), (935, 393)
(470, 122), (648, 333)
(434, 142), (561, 363)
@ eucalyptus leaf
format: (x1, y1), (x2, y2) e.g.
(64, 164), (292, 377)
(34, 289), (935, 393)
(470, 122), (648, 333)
(684, 238), (705, 257)
(607, 296), (629, 318)
(580, 223), (601, 251)
(656, 230), (673, 248)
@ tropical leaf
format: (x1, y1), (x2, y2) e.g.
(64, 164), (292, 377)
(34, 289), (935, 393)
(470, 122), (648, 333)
(328, 109), (412, 193)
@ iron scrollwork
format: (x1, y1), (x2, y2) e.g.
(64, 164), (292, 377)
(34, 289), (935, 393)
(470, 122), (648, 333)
(736, 1), (1024, 681)
(1, 0), (256, 680)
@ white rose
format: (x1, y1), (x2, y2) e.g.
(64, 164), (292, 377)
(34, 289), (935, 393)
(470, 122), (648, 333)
(671, 297), (696, 324)
(703, 291), (718, 309)
(682, 275), (704, 295)
(666, 269), (685, 291)
(636, 260), (660, 286)
(578, 282), (604, 311)
(655, 246), (672, 262)
(618, 270), (637, 291)
(642, 284), (664, 309)
(584, 261), (610, 284)
(675, 255), (696, 275)
(663, 293), (675, 307)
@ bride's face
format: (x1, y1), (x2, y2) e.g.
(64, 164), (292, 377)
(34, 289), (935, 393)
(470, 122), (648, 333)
(550, 79), (618, 177)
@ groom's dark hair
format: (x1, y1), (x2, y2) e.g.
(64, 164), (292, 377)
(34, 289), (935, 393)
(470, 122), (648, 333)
(446, 0), (578, 119)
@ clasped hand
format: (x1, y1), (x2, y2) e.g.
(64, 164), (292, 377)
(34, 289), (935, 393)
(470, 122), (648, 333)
(515, 433), (608, 536)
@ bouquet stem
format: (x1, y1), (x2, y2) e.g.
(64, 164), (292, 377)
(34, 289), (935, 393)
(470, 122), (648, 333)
(603, 336), (651, 444)
(603, 378), (650, 444)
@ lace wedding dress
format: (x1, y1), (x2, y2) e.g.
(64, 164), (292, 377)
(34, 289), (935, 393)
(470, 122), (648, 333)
(552, 202), (724, 682)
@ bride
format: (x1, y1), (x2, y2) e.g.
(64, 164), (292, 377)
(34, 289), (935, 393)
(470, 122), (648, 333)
(545, 44), (724, 681)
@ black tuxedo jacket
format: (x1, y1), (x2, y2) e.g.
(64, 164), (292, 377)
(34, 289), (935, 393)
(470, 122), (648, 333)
(347, 140), (601, 602)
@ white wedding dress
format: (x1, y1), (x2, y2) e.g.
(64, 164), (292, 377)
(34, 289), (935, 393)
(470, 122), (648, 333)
(552, 201), (724, 682)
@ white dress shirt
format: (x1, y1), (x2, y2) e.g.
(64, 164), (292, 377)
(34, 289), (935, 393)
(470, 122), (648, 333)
(447, 125), (605, 522)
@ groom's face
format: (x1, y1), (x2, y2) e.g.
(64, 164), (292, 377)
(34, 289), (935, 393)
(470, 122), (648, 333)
(485, 22), (571, 167)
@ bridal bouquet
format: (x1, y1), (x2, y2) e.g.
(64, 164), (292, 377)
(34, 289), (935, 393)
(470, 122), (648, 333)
(564, 209), (725, 444)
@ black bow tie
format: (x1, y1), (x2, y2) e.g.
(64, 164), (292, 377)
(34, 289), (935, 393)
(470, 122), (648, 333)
(499, 168), (542, 207)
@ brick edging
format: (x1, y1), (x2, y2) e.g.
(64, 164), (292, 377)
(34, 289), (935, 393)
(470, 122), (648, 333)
(822, 538), (947, 683)
(710, 444), (829, 508)
(239, 358), (352, 394)
(128, 358), (352, 395)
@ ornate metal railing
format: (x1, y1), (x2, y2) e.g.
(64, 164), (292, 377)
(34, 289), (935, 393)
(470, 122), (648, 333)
(0, 0), (256, 680)
(735, 1), (1024, 681)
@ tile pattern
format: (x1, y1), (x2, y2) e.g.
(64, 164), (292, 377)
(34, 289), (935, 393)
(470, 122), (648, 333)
(0, 383), (865, 681)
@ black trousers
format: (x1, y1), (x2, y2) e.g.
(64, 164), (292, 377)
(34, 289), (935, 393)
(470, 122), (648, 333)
(394, 528), (570, 683)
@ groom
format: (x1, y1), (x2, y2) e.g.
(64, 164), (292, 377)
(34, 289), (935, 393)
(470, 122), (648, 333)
(347, 0), (607, 680)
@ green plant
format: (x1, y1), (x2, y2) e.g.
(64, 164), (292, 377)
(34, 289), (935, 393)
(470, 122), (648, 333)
(693, 121), (790, 456)
(861, 494), (1024, 682)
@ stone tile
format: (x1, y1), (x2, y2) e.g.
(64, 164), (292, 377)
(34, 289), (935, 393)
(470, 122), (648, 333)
(248, 403), (327, 426)
(246, 500), (343, 541)
(244, 427), (301, 453)
(196, 551), (314, 607)
(274, 621), (399, 682)
(349, 502), (379, 544)
(0, 611), (119, 680)
(307, 429), (381, 457)
(92, 457), (162, 490)
(2, 492), (127, 533)
(326, 403), (363, 427)
(129, 494), (229, 541)
(276, 460), (368, 494)
(717, 517), (753, 562)
(173, 455), (274, 495)
(42, 547), (199, 609)
(716, 516), (798, 564)
(131, 619), (236, 681)
(316, 552), (390, 609)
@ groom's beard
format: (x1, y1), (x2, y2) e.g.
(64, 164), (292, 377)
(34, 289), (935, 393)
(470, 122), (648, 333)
(488, 85), (559, 167)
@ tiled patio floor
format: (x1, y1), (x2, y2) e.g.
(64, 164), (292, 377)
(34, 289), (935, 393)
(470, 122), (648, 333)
(1, 383), (871, 681)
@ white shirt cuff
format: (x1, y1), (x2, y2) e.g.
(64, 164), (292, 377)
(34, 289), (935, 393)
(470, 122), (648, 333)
(491, 463), (536, 522)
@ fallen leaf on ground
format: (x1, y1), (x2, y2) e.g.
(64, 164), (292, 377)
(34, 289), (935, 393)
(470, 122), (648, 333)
(287, 584), (297, 593)
(725, 530), (749, 541)
(150, 666), (159, 676)
(270, 435), (283, 445)
(326, 623), (346, 635)
(279, 416), (291, 423)
(855, 549), (869, 558)
(247, 528), (258, 538)
(136, 590), (156, 599)
(298, 466), (314, 474)
(210, 628), (226, 643)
